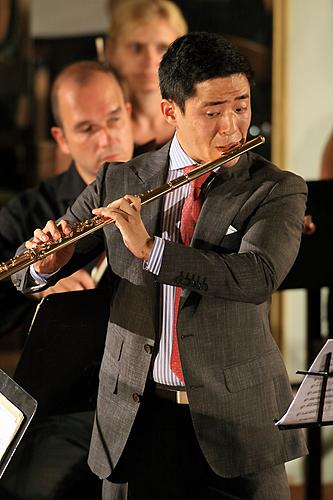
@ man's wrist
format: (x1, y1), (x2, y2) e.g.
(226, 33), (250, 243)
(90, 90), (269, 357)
(141, 237), (154, 261)
(143, 236), (165, 275)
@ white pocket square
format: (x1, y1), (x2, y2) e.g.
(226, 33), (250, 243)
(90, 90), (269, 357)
(226, 225), (237, 235)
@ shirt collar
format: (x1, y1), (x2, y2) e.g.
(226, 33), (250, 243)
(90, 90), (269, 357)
(169, 134), (196, 171)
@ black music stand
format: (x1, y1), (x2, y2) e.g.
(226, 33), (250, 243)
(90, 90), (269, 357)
(0, 369), (37, 478)
(277, 349), (333, 430)
(279, 179), (333, 500)
(13, 288), (109, 420)
(295, 352), (333, 427)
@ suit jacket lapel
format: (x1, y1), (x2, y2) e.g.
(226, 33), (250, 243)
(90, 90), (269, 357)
(192, 153), (253, 246)
(129, 142), (170, 236)
(180, 154), (254, 303)
(108, 143), (170, 285)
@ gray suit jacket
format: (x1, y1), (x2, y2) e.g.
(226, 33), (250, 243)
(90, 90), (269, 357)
(13, 142), (308, 479)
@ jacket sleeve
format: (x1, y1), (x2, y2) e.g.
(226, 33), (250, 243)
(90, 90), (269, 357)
(156, 173), (307, 304)
(10, 169), (107, 295)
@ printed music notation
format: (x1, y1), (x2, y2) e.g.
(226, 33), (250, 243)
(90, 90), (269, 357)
(276, 339), (333, 428)
(0, 393), (24, 462)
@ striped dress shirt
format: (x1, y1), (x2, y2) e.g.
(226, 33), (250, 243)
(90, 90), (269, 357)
(145, 134), (197, 387)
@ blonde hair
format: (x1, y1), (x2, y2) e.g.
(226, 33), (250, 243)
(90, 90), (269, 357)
(108, 0), (187, 45)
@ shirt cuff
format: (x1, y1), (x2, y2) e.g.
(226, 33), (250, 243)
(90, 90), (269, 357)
(143, 237), (165, 275)
(29, 264), (56, 285)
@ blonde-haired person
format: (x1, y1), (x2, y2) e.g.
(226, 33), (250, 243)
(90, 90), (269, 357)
(107, 0), (187, 154)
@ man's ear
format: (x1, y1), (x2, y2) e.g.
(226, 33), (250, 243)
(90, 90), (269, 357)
(51, 126), (70, 155)
(125, 101), (132, 117)
(161, 99), (178, 125)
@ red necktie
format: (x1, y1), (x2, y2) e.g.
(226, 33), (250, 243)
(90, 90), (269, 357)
(170, 167), (211, 383)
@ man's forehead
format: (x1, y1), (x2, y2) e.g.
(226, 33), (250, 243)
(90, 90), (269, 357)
(195, 74), (250, 90)
(189, 75), (250, 101)
(60, 98), (125, 132)
(59, 79), (124, 115)
(60, 73), (120, 99)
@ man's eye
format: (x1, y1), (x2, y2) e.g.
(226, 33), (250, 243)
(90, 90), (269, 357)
(79, 126), (93, 134)
(157, 44), (169, 54)
(129, 43), (142, 54)
(235, 102), (248, 113)
(206, 111), (219, 117)
(108, 117), (120, 126)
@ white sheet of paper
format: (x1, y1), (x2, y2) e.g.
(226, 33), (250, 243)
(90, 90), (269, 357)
(276, 339), (333, 427)
(0, 393), (24, 461)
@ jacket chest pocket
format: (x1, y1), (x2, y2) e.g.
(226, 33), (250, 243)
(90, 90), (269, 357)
(220, 229), (241, 253)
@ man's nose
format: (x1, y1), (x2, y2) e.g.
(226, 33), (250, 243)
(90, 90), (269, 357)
(217, 112), (237, 135)
(97, 127), (114, 146)
(144, 46), (160, 67)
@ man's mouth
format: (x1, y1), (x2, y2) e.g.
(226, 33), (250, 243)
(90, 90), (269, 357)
(100, 152), (121, 163)
(216, 142), (241, 155)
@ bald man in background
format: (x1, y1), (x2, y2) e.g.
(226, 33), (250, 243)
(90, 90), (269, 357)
(0, 60), (133, 500)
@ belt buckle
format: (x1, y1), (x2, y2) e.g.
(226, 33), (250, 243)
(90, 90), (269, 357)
(176, 391), (189, 405)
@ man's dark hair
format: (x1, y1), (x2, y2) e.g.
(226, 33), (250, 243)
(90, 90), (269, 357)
(159, 32), (254, 112)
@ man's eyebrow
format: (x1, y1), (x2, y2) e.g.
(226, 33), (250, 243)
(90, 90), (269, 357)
(74, 120), (92, 131)
(108, 106), (122, 115)
(126, 41), (143, 47)
(203, 94), (250, 106)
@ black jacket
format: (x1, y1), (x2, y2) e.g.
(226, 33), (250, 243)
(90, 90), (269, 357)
(0, 163), (85, 335)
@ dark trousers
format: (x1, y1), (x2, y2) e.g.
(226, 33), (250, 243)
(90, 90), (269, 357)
(105, 395), (290, 500)
(0, 411), (102, 500)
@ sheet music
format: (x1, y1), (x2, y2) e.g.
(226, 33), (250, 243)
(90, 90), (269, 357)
(276, 339), (333, 427)
(0, 392), (24, 461)
(91, 254), (107, 286)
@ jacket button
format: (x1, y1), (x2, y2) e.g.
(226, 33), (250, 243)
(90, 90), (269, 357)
(175, 274), (183, 284)
(144, 344), (153, 354)
(132, 393), (141, 403)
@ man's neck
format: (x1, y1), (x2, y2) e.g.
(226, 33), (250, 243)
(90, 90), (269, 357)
(75, 164), (91, 186)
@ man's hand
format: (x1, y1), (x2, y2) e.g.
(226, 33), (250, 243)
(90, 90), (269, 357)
(33, 269), (96, 300)
(26, 219), (76, 274)
(92, 195), (154, 261)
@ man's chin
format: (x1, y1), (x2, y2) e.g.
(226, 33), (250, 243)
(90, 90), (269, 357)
(100, 154), (121, 163)
(214, 146), (242, 166)
(137, 81), (159, 93)
(199, 152), (239, 168)
(203, 150), (226, 164)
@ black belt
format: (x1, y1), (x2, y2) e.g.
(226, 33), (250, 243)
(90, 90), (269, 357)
(153, 383), (189, 405)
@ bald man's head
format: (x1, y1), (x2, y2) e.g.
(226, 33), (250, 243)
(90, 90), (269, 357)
(50, 61), (133, 184)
